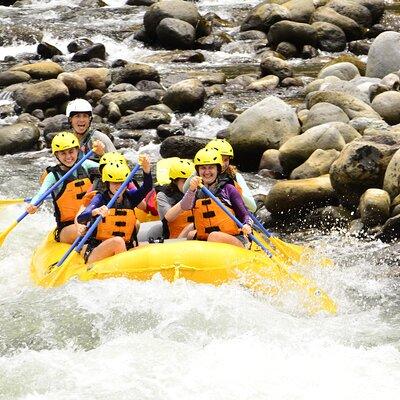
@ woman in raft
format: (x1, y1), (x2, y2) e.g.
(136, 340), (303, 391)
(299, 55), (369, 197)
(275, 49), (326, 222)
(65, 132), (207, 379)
(76, 154), (152, 263)
(181, 148), (253, 248)
(156, 158), (195, 239)
(26, 132), (103, 244)
(184, 139), (257, 212)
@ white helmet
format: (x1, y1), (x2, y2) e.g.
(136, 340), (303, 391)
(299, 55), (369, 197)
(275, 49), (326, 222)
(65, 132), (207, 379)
(66, 98), (92, 118)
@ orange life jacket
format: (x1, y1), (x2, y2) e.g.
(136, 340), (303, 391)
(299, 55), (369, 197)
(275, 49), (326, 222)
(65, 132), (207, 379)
(50, 165), (92, 226)
(95, 195), (138, 245)
(192, 191), (240, 240)
(167, 210), (194, 238)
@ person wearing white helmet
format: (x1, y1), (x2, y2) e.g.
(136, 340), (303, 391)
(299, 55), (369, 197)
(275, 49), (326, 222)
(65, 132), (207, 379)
(66, 98), (116, 161)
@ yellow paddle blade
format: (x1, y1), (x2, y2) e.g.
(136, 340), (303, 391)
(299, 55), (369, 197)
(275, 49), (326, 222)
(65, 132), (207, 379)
(0, 220), (18, 247)
(0, 198), (25, 205)
(39, 252), (82, 288)
(250, 233), (336, 315)
(156, 157), (179, 185)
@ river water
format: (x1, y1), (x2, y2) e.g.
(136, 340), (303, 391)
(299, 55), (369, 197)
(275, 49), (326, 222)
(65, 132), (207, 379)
(1, 1), (400, 399)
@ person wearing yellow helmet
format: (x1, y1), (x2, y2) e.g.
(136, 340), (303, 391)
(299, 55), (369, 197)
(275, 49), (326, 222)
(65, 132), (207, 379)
(77, 154), (153, 263)
(204, 138), (257, 212)
(66, 98), (116, 161)
(26, 132), (103, 244)
(156, 158), (196, 239)
(178, 148), (253, 248)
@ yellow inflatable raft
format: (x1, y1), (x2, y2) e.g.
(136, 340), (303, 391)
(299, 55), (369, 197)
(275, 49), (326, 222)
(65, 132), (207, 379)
(30, 232), (336, 315)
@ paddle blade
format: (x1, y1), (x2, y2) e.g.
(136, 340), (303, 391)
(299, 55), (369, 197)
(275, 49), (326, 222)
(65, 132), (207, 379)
(40, 252), (80, 287)
(0, 198), (25, 205)
(0, 220), (18, 247)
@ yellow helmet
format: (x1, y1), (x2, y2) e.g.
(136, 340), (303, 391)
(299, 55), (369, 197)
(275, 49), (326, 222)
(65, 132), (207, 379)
(51, 131), (79, 154)
(169, 158), (195, 180)
(102, 162), (130, 183)
(205, 139), (234, 158)
(99, 152), (127, 167)
(193, 148), (223, 167)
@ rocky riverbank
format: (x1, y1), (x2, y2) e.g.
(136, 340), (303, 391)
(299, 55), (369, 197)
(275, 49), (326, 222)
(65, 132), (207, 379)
(1, 0), (400, 240)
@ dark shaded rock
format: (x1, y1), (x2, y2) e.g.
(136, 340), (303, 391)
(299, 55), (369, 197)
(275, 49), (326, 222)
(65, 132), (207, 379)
(156, 124), (185, 139)
(116, 110), (171, 129)
(67, 38), (94, 53)
(160, 135), (208, 158)
(72, 43), (106, 62)
(37, 42), (63, 59)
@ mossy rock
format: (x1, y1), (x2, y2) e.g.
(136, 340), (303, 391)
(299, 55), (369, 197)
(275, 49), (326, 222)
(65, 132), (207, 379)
(323, 55), (366, 76)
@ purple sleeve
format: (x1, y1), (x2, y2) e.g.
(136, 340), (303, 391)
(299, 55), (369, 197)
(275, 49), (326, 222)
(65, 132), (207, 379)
(125, 172), (153, 207)
(224, 184), (252, 225)
(77, 193), (105, 224)
(180, 188), (196, 210)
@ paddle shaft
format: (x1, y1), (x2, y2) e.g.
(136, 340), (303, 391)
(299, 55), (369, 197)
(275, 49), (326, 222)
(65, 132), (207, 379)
(249, 212), (274, 238)
(199, 185), (272, 257)
(56, 164), (141, 267)
(16, 150), (95, 223)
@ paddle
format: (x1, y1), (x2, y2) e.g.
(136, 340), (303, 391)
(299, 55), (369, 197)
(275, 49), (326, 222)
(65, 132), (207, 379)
(54, 163), (141, 270)
(199, 184), (337, 314)
(249, 212), (333, 267)
(0, 196), (52, 209)
(0, 150), (94, 247)
(199, 185), (273, 257)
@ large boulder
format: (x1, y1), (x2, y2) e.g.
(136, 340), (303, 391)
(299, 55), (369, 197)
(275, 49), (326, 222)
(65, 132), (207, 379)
(100, 91), (159, 114)
(0, 123), (40, 155)
(383, 148), (400, 199)
(326, 0), (372, 27)
(306, 91), (381, 119)
(240, 3), (289, 33)
(116, 110), (171, 129)
(279, 124), (346, 172)
(143, 0), (201, 38)
(311, 6), (363, 41)
(260, 55), (293, 80)
(14, 79), (69, 112)
(302, 102), (350, 131)
(112, 63), (160, 85)
(359, 188), (390, 227)
(156, 18), (196, 49)
(57, 72), (87, 98)
(71, 43), (106, 62)
(73, 67), (111, 91)
(10, 61), (63, 80)
(227, 96), (301, 171)
(264, 175), (336, 214)
(366, 32), (400, 79)
(317, 62), (360, 81)
(267, 20), (317, 47)
(282, 0), (315, 23)
(162, 78), (206, 112)
(312, 21), (347, 52)
(160, 135), (208, 158)
(358, 0), (385, 24)
(371, 91), (400, 125)
(290, 149), (340, 179)
(0, 71), (31, 86)
(330, 131), (400, 205)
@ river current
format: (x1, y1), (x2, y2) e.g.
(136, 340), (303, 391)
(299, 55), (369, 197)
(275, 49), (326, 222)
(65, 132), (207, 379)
(1, 1), (400, 399)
